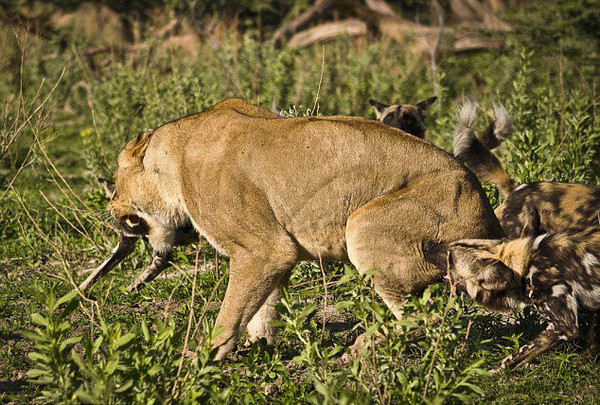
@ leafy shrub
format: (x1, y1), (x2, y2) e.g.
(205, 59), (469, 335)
(25, 285), (225, 404)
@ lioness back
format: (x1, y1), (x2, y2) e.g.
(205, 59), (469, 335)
(144, 99), (498, 260)
(104, 98), (502, 360)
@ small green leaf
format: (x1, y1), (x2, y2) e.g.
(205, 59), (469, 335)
(31, 313), (49, 327)
(28, 352), (51, 363)
(27, 368), (49, 378)
(60, 336), (82, 351)
(141, 320), (150, 341)
(115, 333), (136, 348)
(115, 379), (134, 393)
(56, 290), (78, 307)
(148, 363), (162, 376)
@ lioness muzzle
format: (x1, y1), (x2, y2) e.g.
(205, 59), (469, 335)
(86, 98), (503, 359)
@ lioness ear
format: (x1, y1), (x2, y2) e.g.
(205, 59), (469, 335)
(130, 129), (154, 159)
(368, 99), (389, 120)
(98, 178), (115, 199)
(415, 96), (437, 112)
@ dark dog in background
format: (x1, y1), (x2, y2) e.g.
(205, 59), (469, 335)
(368, 96), (436, 138)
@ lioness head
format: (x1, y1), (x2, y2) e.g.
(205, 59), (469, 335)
(448, 238), (526, 311)
(368, 96), (437, 138)
(98, 129), (156, 238)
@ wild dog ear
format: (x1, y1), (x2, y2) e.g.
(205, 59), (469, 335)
(415, 96), (437, 112)
(477, 262), (513, 291)
(449, 239), (503, 258)
(368, 99), (389, 119)
(98, 178), (115, 199)
(123, 214), (140, 228)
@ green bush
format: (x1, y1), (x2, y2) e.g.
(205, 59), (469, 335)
(2, 8), (600, 403)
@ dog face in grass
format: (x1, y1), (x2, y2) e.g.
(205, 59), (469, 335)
(368, 96), (436, 138)
(448, 238), (524, 311)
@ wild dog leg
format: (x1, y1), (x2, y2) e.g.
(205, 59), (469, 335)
(500, 292), (579, 369)
(126, 249), (173, 292)
(126, 224), (198, 291)
(585, 312), (600, 357)
(79, 233), (138, 291)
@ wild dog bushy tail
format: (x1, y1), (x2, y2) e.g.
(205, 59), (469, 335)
(453, 101), (515, 197)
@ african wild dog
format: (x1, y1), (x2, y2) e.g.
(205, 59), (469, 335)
(368, 96), (437, 138)
(454, 100), (600, 238)
(450, 226), (600, 369)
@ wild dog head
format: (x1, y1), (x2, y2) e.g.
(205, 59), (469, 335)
(368, 96), (437, 138)
(448, 238), (527, 311)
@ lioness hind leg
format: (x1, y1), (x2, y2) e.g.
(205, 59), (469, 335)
(212, 242), (297, 360)
(345, 172), (498, 354)
(345, 190), (445, 355)
(346, 189), (446, 308)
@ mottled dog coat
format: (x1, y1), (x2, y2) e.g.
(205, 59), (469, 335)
(453, 101), (600, 238)
(450, 227), (600, 369)
(368, 96), (436, 139)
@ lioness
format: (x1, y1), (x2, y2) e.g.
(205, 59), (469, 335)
(84, 98), (502, 359)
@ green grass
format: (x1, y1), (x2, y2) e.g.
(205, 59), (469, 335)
(1, 18), (600, 404)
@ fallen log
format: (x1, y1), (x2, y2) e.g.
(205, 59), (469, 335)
(288, 19), (367, 48)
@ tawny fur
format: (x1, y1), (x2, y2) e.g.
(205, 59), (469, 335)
(90, 98), (503, 360)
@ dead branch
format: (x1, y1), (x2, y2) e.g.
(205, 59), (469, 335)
(273, 0), (509, 51)
(365, 0), (398, 16)
(274, 0), (435, 48)
(450, 0), (510, 30)
(273, 0), (336, 45)
(453, 35), (503, 52)
(289, 19), (366, 48)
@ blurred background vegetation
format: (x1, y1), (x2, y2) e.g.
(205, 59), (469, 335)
(1, 0), (599, 403)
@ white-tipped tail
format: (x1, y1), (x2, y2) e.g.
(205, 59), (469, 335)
(452, 100), (515, 197)
(453, 100), (478, 158)
(492, 103), (513, 141)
